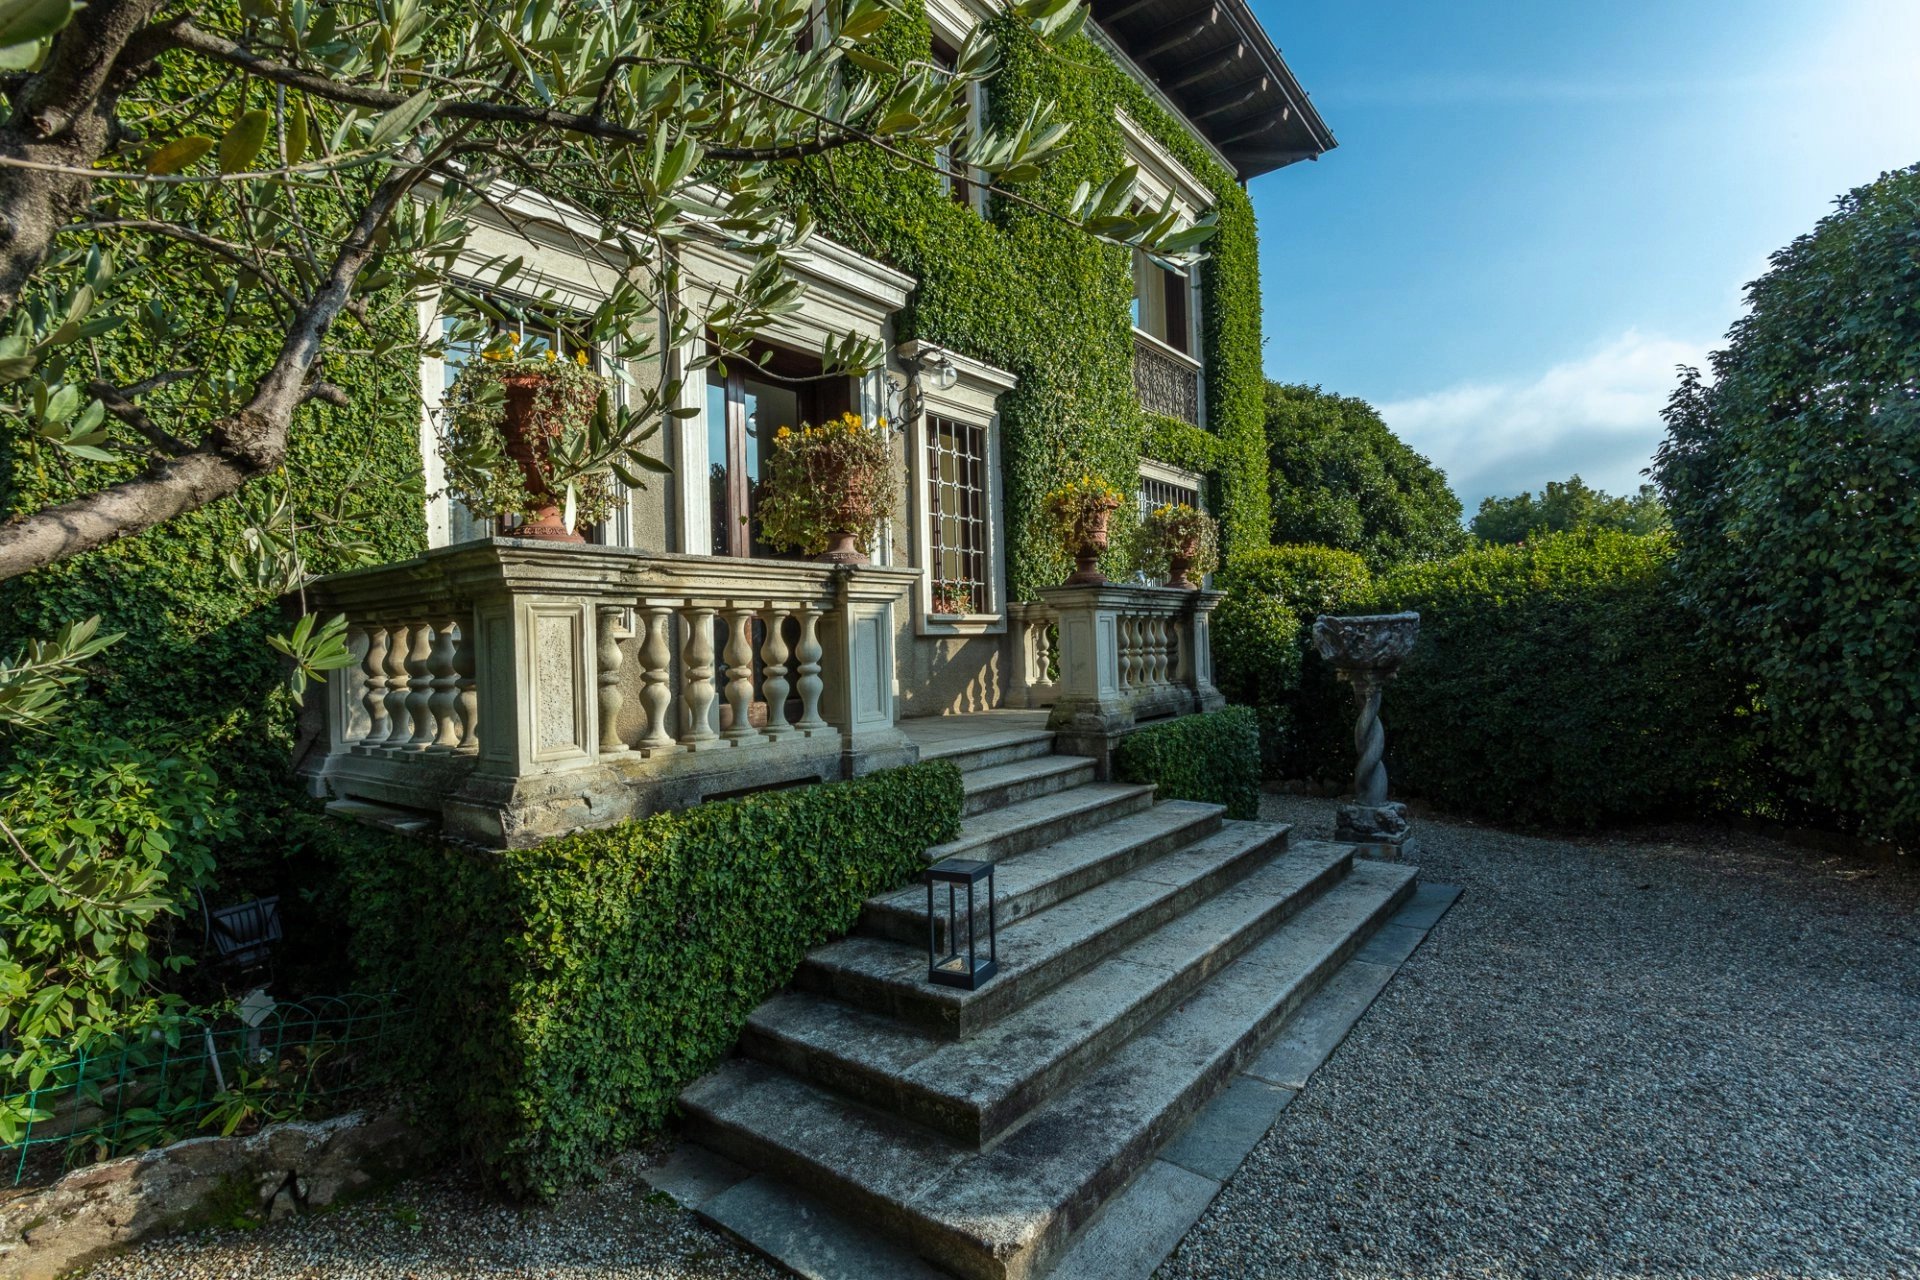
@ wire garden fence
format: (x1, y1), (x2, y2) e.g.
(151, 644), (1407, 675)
(4, 992), (407, 1188)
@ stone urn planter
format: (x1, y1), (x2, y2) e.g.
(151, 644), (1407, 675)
(1312, 611), (1421, 857)
(1165, 535), (1201, 589)
(500, 373), (586, 543)
(1065, 507), (1113, 586)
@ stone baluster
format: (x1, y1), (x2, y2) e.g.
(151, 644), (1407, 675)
(637, 605), (677, 753)
(404, 623), (436, 748)
(679, 604), (720, 748)
(1151, 615), (1171, 688)
(721, 606), (760, 744)
(1119, 615), (1137, 691)
(597, 606), (628, 754)
(359, 625), (390, 746)
(427, 622), (461, 750)
(1029, 618), (1052, 687)
(794, 605), (827, 733)
(380, 624), (413, 748)
(452, 624), (480, 752)
(760, 605), (794, 739)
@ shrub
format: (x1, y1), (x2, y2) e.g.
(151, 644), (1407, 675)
(0, 726), (234, 1142)
(1212, 545), (1371, 776)
(1356, 531), (1751, 826)
(335, 761), (963, 1197)
(1655, 164), (1920, 840)
(1114, 707), (1261, 820)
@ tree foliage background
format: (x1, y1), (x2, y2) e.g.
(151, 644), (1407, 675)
(1263, 381), (1465, 572)
(1470, 474), (1668, 545)
(1655, 162), (1920, 840)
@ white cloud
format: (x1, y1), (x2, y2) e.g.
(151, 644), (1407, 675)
(1377, 330), (1712, 511)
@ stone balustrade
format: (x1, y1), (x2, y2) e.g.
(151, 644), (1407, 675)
(1004, 602), (1061, 710)
(304, 539), (917, 847)
(1033, 582), (1225, 772)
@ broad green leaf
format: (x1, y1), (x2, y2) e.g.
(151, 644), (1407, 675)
(0, 0), (75, 50)
(217, 110), (272, 174)
(147, 136), (214, 175)
(368, 89), (437, 150)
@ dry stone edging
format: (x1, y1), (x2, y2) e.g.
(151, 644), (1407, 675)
(0, 1109), (419, 1280)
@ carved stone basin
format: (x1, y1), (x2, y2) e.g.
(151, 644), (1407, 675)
(1311, 612), (1420, 676)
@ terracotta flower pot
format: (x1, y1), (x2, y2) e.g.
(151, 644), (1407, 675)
(501, 374), (585, 544)
(1064, 508), (1113, 586)
(818, 530), (867, 566)
(1166, 535), (1202, 589)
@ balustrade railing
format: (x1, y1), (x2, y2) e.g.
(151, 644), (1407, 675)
(1032, 581), (1224, 771)
(1132, 331), (1202, 426)
(306, 540), (917, 846)
(1005, 602), (1060, 709)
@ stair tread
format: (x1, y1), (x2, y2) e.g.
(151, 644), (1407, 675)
(806, 821), (1297, 1011)
(684, 860), (1422, 1276)
(960, 755), (1094, 795)
(750, 839), (1349, 1141)
(924, 783), (1156, 862)
(917, 728), (1056, 766)
(866, 801), (1225, 929)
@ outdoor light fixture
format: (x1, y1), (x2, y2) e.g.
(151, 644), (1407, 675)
(926, 857), (997, 990)
(201, 892), (284, 974)
(889, 344), (962, 424)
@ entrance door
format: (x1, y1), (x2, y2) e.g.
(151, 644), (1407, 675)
(704, 346), (852, 557)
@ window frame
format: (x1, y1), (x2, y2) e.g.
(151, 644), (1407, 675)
(901, 340), (1016, 637)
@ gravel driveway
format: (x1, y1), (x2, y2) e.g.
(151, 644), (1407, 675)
(80, 795), (1920, 1280)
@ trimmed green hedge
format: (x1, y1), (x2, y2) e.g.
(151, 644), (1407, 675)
(1211, 545), (1372, 777)
(1114, 707), (1260, 820)
(1359, 531), (1752, 826)
(335, 762), (963, 1197)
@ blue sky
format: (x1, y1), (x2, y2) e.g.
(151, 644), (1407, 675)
(1241, 0), (1920, 512)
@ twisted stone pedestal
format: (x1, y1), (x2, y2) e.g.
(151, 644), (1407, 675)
(1313, 612), (1421, 860)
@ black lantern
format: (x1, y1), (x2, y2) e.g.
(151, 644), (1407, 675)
(926, 858), (996, 990)
(202, 893), (283, 973)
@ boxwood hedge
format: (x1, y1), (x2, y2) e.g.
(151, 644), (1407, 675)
(332, 761), (963, 1197)
(1114, 706), (1261, 820)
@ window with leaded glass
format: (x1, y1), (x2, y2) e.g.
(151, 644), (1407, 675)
(927, 415), (988, 614)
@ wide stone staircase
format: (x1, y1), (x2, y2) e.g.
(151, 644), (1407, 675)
(680, 720), (1420, 1280)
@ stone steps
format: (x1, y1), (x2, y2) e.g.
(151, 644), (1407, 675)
(961, 755), (1098, 817)
(795, 821), (1300, 1039)
(860, 800), (1226, 948)
(741, 842), (1349, 1146)
(682, 857), (1420, 1280)
(920, 782), (1157, 867)
(916, 727), (1058, 775)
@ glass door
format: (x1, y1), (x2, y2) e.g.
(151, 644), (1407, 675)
(704, 347), (848, 557)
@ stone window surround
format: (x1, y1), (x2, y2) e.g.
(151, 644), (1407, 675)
(1119, 109), (1209, 427)
(899, 338), (1017, 639)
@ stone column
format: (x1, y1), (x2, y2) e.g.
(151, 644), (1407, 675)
(1312, 612), (1421, 860)
(1034, 584), (1136, 778)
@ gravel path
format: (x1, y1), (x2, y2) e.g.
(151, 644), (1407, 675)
(1162, 793), (1920, 1280)
(79, 797), (1920, 1279)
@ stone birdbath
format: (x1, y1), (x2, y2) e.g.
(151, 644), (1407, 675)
(1312, 612), (1420, 858)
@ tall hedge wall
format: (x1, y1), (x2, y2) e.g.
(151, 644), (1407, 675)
(333, 761), (963, 1197)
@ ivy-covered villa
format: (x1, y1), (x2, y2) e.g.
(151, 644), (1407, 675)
(0, 0), (1446, 1277)
(303, 0), (1334, 847)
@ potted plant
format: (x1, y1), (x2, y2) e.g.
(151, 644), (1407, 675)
(757, 412), (899, 564)
(1135, 502), (1219, 588)
(438, 345), (619, 542)
(1043, 473), (1125, 585)
(931, 579), (976, 615)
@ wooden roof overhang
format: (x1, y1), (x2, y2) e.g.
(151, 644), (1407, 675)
(1089, 0), (1336, 180)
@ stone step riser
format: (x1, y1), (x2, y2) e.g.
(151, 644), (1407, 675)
(745, 847), (1341, 1147)
(961, 761), (1098, 818)
(685, 868), (1421, 1280)
(928, 735), (1058, 775)
(861, 810), (1228, 950)
(925, 787), (1157, 868)
(797, 827), (1300, 1040)
(958, 873), (1421, 1280)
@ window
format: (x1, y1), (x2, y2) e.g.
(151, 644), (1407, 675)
(1139, 468), (1200, 518)
(931, 39), (987, 215)
(1131, 249), (1190, 354)
(927, 415), (989, 614)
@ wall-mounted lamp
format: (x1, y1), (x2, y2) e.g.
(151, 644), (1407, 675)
(888, 345), (961, 423)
